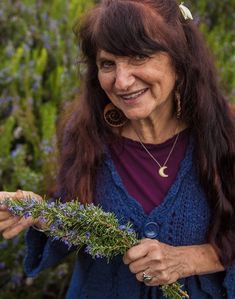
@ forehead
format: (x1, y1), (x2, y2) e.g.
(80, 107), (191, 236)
(96, 49), (133, 65)
(96, 49), (120, 60)
(97, 49), (171, 61)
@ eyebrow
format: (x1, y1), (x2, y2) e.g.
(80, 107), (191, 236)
(97, 51), (114, 60)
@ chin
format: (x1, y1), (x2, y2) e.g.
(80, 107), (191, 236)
(125, 113), (149, 121)
(125, 109), (150, 119)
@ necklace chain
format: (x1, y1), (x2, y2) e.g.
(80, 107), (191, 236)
(134, 129), (180, 177)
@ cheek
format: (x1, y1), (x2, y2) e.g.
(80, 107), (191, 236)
(98, 73), (112, 92)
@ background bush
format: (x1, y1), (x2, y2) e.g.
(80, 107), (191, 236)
(0, 0), (234, 298)
(0, 0), (93, 298)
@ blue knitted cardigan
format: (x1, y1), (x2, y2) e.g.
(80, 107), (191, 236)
(24, 140), (235, 299)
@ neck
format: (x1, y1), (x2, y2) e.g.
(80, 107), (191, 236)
(122, 114), (186, 144)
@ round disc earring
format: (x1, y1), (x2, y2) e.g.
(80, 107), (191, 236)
(103, 103), (128, 127)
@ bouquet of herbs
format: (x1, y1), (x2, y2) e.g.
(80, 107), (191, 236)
(1, 197), (189, 299)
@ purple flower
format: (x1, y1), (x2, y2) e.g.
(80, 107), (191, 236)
(118, 225), (126, 231)
(7, 205), (23, 215)
(52, 236), (60, 241)
(84, 245), (92, 254)
(127, 228), (135, 234)
(61, 237), (73, 249)
(23, 211), (32, 218)
(0, 240), (8, 249)
(48, 202), (55, 208)
(79, 204), (84, 210)
(12, 235), (20, 246)
(49, 219), (63, 231)
(94, 253), (105, 259)
(0, 262), (6, 269)
(85, 232), (91, 239)
(11, 272), (23, 287)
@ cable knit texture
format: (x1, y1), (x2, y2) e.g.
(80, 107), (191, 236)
(24, 139), (235, 299)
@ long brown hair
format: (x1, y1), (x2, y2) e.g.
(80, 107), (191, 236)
(56, 0), (235, 266)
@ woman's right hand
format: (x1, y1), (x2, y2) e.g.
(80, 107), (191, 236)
(0, 190), (43, 239)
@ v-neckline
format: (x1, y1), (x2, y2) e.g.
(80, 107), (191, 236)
(104, 136), (194, 223)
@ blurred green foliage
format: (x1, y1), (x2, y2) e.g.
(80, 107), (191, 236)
(189, 0), (235, 100)
(0, 0), (234, 298)
(0, 0), (93, 297)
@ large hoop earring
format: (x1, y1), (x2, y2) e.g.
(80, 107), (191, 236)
(175, 89), (181, 119)
(103, 103), (128, 127)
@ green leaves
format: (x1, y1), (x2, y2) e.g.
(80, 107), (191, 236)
(0, 0), (91, 192)
(188, 0), (235, 101)
(0, 0), (94, 297)
(2, 198), (189, 299)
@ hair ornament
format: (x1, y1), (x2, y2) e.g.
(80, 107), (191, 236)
(179, 2), (193, 20)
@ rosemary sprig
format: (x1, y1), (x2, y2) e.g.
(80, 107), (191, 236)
(1, 198), (189, 299)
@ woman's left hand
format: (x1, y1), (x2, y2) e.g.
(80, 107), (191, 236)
(123, 238), (194, 286)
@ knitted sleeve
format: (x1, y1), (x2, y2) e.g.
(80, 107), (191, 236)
(223, 266), (235, 299)
(24, 227), (74, 277)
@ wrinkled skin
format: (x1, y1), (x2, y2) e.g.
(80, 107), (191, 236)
(123, 238), (195, 286)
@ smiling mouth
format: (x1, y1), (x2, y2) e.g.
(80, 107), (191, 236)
(118, 88), (148, 100)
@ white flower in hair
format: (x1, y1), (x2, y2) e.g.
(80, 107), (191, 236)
(179, 2), (193, 20)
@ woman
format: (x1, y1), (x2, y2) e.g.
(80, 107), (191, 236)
(0, 0), (235, 298)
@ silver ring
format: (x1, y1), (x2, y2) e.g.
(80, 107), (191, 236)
(142, 272), (153, 282)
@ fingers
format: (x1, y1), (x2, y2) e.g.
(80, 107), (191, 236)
(0, 192), (16, 202)
(123, 239), (148, 264)
(135, 270), (177, 286)
(0, 190), (43, 202)
(123, 239), (181, 286)
(127, 255), (152, 274)
(0, 210), (15, 221)
(14, 190), (42, 201)
(0, 216), (20, 232)
(2, 216), (35, 239)
(15, 189), (24, 199)
(0, 190), (43, 239)
(123, 239), (160, 264)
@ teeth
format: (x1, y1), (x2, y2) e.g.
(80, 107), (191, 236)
(121, 89), (146, 99)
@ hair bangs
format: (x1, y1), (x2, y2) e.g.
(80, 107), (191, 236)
(92, 1), (168, 57)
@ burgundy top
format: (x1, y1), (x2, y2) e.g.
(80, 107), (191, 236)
(109, 128), (190, 214)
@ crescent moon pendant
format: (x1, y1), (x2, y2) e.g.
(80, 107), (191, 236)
(158, 166), (168, 178)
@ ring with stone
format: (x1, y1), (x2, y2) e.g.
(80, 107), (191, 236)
(142, 271), (153, 283)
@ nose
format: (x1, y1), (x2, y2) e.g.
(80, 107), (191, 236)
(114, 65), (135, 91)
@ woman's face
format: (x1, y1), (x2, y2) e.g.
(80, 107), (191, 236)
(96, 49), (177, 122)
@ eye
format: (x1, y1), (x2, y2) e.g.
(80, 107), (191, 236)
(131, 54), (149, 65)
(98, 60), (115, 71)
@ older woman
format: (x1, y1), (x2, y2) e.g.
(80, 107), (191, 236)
(0, 0), (235, 298)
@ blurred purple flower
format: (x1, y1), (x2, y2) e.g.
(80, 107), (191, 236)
(12, 235), (20, 246)
(84, 245), (92, 254)
(23, 211), (32, 218)
(61, 237), (73, 249)
(127, 228), (135, 234)
(118, 225), (126, 231)
(85, 232), (91, 239)
(32, 75), (42, 91)
(5, 44), (14, 57)
(11, 272), (23, 288)
(0, 239), (9, 249)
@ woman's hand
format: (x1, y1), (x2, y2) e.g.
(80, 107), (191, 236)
(123, 239), (224, 286)
(0, 190), (43, 239)
(123, 239), (193, 286)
